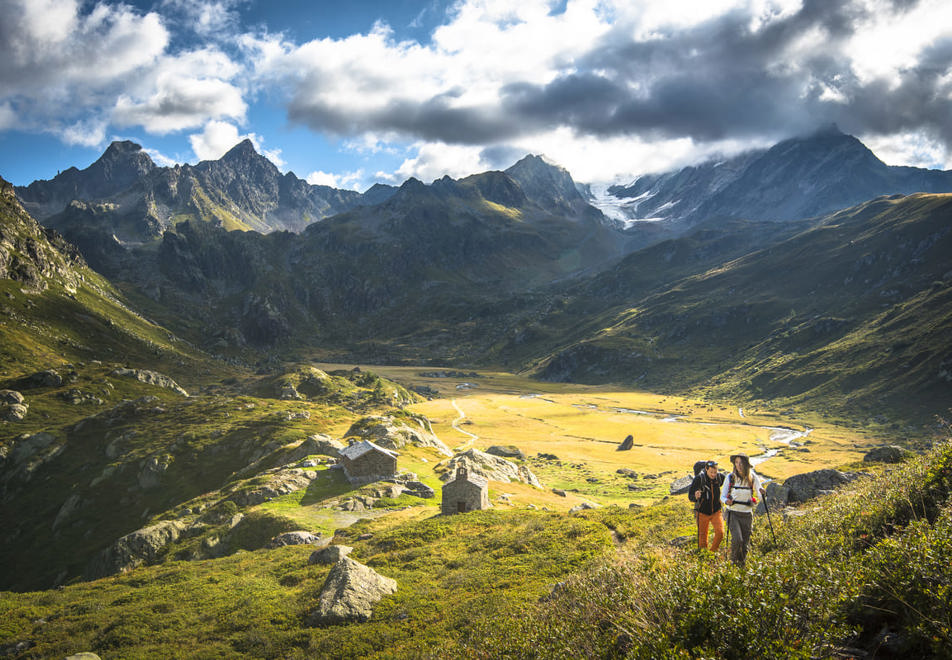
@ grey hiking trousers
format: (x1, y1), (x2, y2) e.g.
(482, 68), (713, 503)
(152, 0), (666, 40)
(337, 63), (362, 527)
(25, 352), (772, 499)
(727, 510), (753, 565)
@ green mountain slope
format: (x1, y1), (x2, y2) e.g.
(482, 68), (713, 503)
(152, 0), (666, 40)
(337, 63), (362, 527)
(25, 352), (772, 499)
(529, 194), (952, 422)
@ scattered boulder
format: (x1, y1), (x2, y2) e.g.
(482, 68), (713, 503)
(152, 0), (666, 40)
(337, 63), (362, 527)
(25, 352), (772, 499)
(137, 454), (172, 490)
(111, 368), (189, 397)
(86, 520), (188, 579)
(228, 468), (320, 507)
(309, 544), (353, 565)
(1, 401), (28, 421)
(669, 475), (694, 495)
(537, 453), (559, 461)
(552, 488), (567, 497)
(569, 502), (599, 514)
(783, 469), (866, 503)
(66, 654), (102, 660)
(308, 557), (397, 625)
(760, 481), (791, 511)
(616, 468), (638, 479)
(437, 448), (543, 488)
(268, 531), (322, 549)
(0, 389), (24, 405)
(486, 445), (526, 460)
(863, 445), (913, 464)
(303, 434), (347, 458)
(15, 369), (63, 389)
(617, 435), (634, 451)
(344, 414), (452, 456)
(401, 480), (435, 498)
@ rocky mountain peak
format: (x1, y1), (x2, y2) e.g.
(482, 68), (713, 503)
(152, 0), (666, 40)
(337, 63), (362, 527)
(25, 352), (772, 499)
(220, 139), (260, 164)
(505, 154), (587, 212)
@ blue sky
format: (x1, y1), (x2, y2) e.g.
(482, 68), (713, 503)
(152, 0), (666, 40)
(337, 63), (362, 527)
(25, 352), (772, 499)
(2, 0), (952, 191)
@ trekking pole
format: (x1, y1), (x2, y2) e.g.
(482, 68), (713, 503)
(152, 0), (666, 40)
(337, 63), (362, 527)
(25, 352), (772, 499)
(762, 490), (778, 545)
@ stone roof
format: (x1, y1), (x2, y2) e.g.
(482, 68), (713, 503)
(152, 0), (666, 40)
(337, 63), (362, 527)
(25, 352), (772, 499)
(339, 440), (399, 461)
(445, 467), (488, 488)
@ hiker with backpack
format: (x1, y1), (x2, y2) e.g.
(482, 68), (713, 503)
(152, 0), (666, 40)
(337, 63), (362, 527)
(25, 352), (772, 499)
(688, 460), (725, 552)
(720, 453), (765, 566)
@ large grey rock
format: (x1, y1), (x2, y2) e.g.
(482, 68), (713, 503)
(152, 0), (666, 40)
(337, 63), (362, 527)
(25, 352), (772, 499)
(111, 368), (189, 397)
(137, 454), (172, 490)
(863, 445), (913, 464)
(438, 448), (543, 488)
(669, 475), (693, 495)
(486, 445), (525, 460)
(228, 468), (320, 507)
(0, 389), (24, 405)
(569, 502), (599, 514)
(401, 480), (435, 498)
(761, 481), (791, 510)
(17, 369), (63, 389)
(303, 434), (347, 458)
(268, 531), (322, 549)
(783, 469), (865, 503)
(1, 402), (28, 421)
(344, 414), (452, 456)
(617, 435), (634, 451)
(309, 544), (353, 565)
(86, 520), (188, 579)
(308, 557), (397, 625)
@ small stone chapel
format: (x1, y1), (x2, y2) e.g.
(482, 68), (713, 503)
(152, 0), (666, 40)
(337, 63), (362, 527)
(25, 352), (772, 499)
(441, 466), (490, 515)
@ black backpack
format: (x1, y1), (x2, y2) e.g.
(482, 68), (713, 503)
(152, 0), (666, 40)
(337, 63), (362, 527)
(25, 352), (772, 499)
(693, 461), (707, 477)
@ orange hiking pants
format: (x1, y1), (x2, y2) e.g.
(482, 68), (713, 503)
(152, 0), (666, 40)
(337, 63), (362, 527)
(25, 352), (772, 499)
(696, 511), (724, 551)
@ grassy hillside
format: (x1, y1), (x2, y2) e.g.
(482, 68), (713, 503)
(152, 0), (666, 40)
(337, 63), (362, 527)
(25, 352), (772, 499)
(469, 435), (952, 659)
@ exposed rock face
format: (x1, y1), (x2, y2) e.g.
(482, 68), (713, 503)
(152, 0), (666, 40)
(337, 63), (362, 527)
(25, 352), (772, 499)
(486, 445), (526, 460)
(227, 468), (320, 507)
(438, 449), (543, 488)
(111, 368), (189, 397)
(309, 544), (353, 565)
(344, 415), (452, 457)
(617, 435), (634, 451)
(15, 370), (63, 389)
(670, 475), (693, 495)
(863, 445), (913, 464)
(569, 502), (599, 514)
(86, 520), (188, 579)
(308, 557), (397, 625)
(304, 435), (347, 458)
(268, 531), (322, 549)
(783, 469), (867, 503)
(1, 392), (28, 421)
(137, 454), (172, 490)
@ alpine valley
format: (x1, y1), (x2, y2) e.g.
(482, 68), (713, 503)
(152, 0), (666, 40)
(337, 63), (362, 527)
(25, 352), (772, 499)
(2, 127), (952, 659)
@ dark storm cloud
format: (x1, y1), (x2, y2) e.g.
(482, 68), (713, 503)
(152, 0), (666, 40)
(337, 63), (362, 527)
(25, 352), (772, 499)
(280, 0), (950, 157)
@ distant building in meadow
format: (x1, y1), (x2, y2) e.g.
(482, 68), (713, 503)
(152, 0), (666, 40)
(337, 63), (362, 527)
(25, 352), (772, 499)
(441, 466), (490, 514)
(338, 440), (398, 485)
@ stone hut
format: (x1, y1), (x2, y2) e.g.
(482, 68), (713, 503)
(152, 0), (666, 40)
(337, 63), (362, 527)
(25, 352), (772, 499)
(339, 440), (398, 486)
(441, 466), (490, 515)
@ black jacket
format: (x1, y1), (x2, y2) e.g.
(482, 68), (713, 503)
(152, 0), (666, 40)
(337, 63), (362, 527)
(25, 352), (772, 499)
(688, 472), (725, 515)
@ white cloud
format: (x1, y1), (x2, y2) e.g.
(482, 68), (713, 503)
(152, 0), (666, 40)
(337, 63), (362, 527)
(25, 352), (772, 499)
(0, 103), (17, 131)
(306, 169), (365, 190)
(845, 0), (952, 87)
(61, 118), (107, 147)
(188, 120), (285, 167)
(862, 130), (952, 170)
(393, 142), (492, 183)
(114, 75), (246, 134)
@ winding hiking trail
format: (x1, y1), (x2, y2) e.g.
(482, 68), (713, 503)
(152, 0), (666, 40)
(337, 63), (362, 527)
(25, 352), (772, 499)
(451, 398), (479, 451)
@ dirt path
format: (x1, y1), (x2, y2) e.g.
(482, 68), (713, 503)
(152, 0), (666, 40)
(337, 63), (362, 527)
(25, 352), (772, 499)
(451, 398), (479, 451)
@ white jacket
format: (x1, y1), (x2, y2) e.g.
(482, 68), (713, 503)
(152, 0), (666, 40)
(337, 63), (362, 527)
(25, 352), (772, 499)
(720, 469), (764, 513)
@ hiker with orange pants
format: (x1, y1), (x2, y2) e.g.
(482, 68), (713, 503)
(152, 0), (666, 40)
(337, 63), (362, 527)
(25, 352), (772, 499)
(688, 460), (725, 552)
